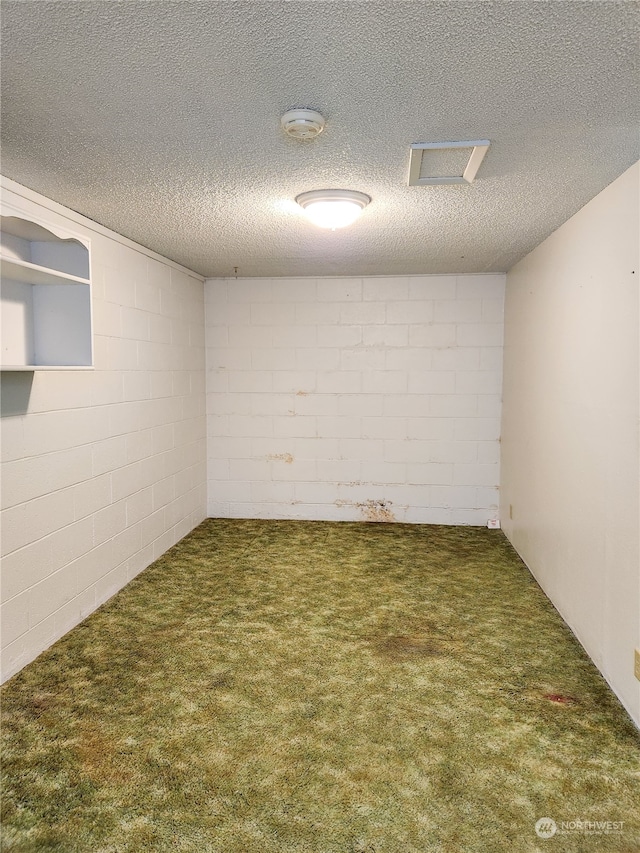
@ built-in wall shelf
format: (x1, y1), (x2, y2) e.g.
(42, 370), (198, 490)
(1, 211), (93, 370)
(1, 256), (90, 288)
(1, 365), (94, 372)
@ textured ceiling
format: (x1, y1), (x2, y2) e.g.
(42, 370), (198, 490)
(1, 1), (638, 278)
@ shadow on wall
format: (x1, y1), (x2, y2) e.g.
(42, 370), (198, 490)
(1, 372), (33, 416)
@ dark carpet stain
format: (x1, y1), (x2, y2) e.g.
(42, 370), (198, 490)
(373, 634), (445, 659)
(542, 692), (580, 706)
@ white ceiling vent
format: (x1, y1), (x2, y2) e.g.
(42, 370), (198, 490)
(408, 140), (490, 186)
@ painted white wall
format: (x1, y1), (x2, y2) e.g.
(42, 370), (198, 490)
(205, 274), (504, 524)
(0, 179), (207, 682)
(501, 162), (640, 726)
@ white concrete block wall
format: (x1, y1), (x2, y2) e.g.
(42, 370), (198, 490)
(0, 180), (207, 682)
(205, 274), (504, 524)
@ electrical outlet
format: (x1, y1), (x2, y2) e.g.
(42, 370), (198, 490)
(635, 649), (640, 681)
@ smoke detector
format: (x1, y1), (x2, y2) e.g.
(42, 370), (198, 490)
(281, 109), (325, 140)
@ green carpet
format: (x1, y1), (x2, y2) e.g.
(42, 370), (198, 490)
(1, 519), (639, 853)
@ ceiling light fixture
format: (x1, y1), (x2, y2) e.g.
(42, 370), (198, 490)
(295, 189), (371, 230)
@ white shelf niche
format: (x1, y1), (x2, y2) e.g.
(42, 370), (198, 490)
(1, 213), (93, 370)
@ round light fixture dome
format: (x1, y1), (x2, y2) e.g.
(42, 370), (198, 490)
(281, 109), (325, 140)
(295, 189), (371, 230)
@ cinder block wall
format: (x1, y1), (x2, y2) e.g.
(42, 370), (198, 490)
(0, 180), (207, 681)
(205, 274), (504, 523)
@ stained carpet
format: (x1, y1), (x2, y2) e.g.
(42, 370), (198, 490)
(1, 519), (639, 853)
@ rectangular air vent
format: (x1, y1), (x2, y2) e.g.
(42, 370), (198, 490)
(408, 140), (490, 186)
